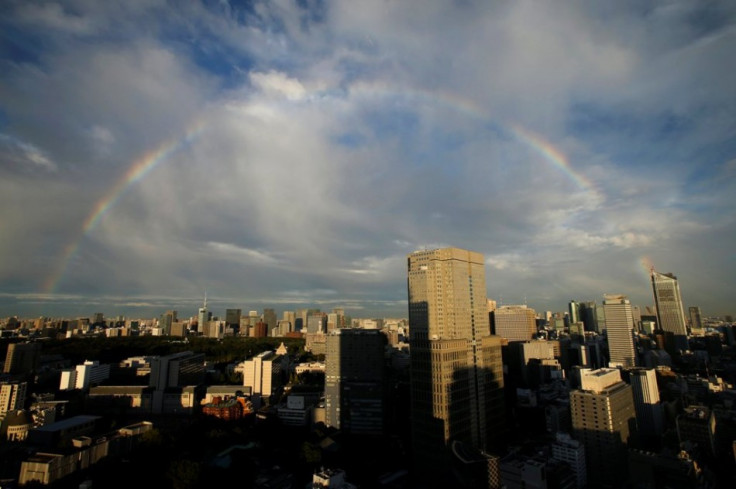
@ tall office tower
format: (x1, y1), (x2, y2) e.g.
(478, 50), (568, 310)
(160, 310), (177, 336)
(569, 301), (580, 325)
(0, 381), (27, 417)
(325, 329), (386, 434)
(283, 311), (296, 329)
(492, 305), (538, 341)
(688, 306), (704, 336)
(332, 307), (346, 329)
(3, 342), (41, 375)
(225, 309), (242, 332)
(295, 309), (309, 332)
(628, 368), (664, 442)
(307, 313), (326, 334)
(578, 301), (599, 333)
(198, 294), (210, 334)
(326, 313), (338, 333)
(263, 308), (277, 334)
(408, 247), (505, 476)
(570, 368), (636, 489)
(603, 294), (637, 368)
(651, 270), (688, 351)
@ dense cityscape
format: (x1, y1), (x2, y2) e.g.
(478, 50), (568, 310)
(0, 247), (734, 488)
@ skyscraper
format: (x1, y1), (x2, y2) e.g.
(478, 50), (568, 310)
(578, 301), (599, 333)
(602, 294), (637, 368)
(225, 309), (242, 333)
(570, 368), (636, 489)
(198, 294), (210, 334)
(3, 342), (41, 375)
(568, 300), (580, 325)
(492, 305), (538, 341)
(408, 247), (505, 476)
(651, 270), (688, 351)
(628, 368), (664, 442)
(325, 328), (386, 434)
(688, 306), (704, 336)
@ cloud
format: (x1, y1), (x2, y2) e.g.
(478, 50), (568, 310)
(0, 1), (734, 319)
(0, 134), (56, 171)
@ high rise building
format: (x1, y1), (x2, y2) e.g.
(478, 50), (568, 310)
(0, 381), (27, 417)
(628, 368), (664, 442)
(3, 342), (41, 375)
(651, 270), (688, 351)
(160, 310), (177, 336)
(602, 294), (637, 368)
(492, 305), (538, 341)
(570, 368), (636, 489)
(688, 306), (704, 336)
(283, 311), (296, 329)
(59, 361), (111, 391)
(263, 308), (277, 335)
(408, 247), (505, 476)
(225, 309), (242, 333)
(578, 301), (599, 333)
(325, 329), (386, 434)
(241, 351), (285, 407)
(551, 432), (587, 489)
(295, 309), (309, 332)
(568, 301), (580, 325)
(198, 294), (210, 334)
(307, 313), (326, 334)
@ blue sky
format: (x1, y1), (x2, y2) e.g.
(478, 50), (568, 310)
(1, 0), (734, 320)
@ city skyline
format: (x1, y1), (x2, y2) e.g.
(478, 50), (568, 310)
(1, 2), (735, 318)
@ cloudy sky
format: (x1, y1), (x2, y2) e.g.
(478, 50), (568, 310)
(1, 0), (734, 320)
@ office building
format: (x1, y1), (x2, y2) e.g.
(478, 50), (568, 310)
(307, 313), (326, 334)
(3, 342), (41, 374)
(225, 309), (242, 333)
(0, 381), (27, 417)
(676, 405), (717, 458)
(408, 247), (505, 476)
(568, 301), (580, 325)
(492, 305), (538, 341)
(688, 306), (704, 336)
(59, 361), (111, 391)
(263, 308), (277, 334)
(241, 351), (285, 406)
(651, 270), (688, 351)
(295, 309), (309, 332)
(603, 294), (637, 368)
(159, 310), (177, 335)
(570, 368), (636, 489)
(628, 368), (664, 441)
(197, 295), (211, 334)
(325, 328), (386, 434)
(551, 432), (587, 489)
(149, 351), (205, 414)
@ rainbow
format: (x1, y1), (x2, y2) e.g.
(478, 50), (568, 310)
(509, 124), (596, 193)
(42, 123), (204, 293)
(42, 85), (597, 293)
(639, 256), (656, 277)
(348, 83), (597, 193)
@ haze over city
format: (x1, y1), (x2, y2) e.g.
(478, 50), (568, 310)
(1, 1), (735, 319)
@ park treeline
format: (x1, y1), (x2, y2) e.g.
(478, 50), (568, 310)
(1, 335), (306, 366)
